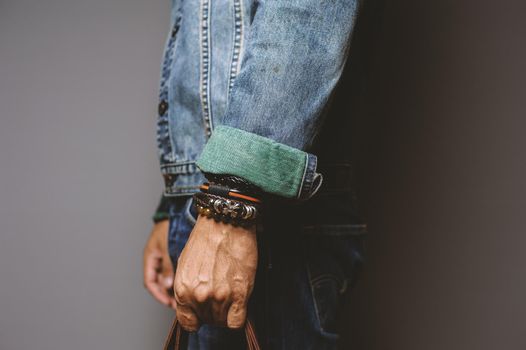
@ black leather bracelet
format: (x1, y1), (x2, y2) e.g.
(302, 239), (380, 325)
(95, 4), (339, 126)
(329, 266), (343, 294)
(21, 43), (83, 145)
(202, 173), (263, 198)
(200, 183), (262, 204)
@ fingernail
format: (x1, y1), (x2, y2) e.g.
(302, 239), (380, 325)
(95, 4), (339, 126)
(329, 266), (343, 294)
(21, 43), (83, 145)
(164, 277), (173, 287)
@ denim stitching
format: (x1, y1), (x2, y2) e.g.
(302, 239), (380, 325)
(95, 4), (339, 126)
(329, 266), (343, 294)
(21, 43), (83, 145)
(298, 154), (319, 200)
(199, 0), (213, 137)
(227, 0), (244, 98)
(161, 160), (203, 195)
(297, 154), (310, 200)
(157, 20), (180, 163)
(161, 162), (199, 175)
(184, 197), (197, 225)
(305, 261), (338, 339)
(164, 186), (200, 196)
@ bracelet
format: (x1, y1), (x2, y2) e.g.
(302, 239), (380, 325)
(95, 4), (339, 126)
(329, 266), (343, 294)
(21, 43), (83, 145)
(193, 192), (260, 226)
(203, 173), (262, 198)
(199, 183), (262, 204)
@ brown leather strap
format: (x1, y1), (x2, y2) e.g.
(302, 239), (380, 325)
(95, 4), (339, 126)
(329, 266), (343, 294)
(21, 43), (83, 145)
(163, 317), (261, 350)
(244, 318), (261, 350)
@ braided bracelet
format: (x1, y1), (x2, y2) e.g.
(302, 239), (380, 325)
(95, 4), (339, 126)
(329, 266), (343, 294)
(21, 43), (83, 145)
(193, 192), (260, 226)
(199, 183), (262, 204)
(202, 173), (263, 198)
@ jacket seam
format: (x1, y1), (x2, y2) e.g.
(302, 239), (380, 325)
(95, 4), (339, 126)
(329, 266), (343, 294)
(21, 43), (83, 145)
(199, 0), (213, 137)
(297, 154), (310, 199)
(227, 0), (244, 99)
(161, 160), (197, 167)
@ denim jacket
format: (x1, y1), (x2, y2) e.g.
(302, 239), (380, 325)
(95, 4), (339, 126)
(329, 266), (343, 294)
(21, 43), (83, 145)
(155, 0), (366, 233)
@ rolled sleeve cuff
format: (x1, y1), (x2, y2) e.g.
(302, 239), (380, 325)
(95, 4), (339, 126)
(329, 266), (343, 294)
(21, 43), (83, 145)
(152, 195), (171, 223)
(195, 126), (323, 200)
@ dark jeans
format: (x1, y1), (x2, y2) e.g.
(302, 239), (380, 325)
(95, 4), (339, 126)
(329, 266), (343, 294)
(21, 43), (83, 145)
(168, 196), (365, 349)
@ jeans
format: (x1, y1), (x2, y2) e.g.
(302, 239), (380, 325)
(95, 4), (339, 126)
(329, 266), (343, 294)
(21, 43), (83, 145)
(168, 197), (365, 349)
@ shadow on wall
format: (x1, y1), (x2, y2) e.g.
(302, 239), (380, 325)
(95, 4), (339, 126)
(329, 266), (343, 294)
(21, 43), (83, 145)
(338, 0), (526, 349)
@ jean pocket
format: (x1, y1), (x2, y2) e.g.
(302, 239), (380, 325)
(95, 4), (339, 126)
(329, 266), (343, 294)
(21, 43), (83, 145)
(304, 233), (365, 335)
(183, 196), (198, 225)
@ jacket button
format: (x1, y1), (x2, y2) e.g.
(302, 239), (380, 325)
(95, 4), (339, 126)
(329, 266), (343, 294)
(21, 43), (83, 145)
(158, 100), (169, 116)
(163, 173), (176, 187)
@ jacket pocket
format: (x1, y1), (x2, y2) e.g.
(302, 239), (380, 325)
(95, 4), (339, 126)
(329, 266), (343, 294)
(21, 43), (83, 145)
(184, 195), (198, 225)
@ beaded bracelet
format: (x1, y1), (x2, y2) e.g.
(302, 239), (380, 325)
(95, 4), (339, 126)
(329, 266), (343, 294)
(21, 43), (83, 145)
(193, 191), (260, 226)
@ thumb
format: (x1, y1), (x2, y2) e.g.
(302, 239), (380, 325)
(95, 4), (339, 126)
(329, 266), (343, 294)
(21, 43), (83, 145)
(227, 300), (248, 329)
(161, 255), (175, 288)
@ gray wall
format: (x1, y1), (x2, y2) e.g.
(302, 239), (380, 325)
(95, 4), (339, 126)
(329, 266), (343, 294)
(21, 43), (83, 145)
(0, 1), (173, 349)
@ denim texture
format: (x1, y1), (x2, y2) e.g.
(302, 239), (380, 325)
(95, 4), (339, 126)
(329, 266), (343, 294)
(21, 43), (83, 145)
(157, 0), (361, 199)
(196, 126), (321, 199)
(168, 197), (365, 349)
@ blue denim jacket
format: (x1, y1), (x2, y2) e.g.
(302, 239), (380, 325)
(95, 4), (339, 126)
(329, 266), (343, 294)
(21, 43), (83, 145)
(156, 0), (366, 233)
(157, 2), (367, 346)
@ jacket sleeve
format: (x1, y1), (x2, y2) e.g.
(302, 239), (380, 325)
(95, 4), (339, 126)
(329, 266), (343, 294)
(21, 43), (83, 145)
(152, 195), (170, 223)
(196, 0), (361, 200)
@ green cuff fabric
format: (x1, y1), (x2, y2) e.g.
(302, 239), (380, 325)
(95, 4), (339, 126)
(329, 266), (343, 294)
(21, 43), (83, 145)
(152, 195), (171, 223)
(196, 126), (322, 200)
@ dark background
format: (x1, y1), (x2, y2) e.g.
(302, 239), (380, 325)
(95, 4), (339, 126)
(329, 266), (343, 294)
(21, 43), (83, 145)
(341, 0), (526, 349)
(1, 0), (525, 349)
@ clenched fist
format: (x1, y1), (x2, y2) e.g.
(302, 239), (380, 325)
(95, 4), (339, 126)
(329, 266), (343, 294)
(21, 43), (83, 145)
(173, 215), (258, 331)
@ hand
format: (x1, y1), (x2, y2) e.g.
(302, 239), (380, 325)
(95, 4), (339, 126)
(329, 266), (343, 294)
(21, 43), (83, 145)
(173, 215), (258, 331)
(143, 220), (176, 309)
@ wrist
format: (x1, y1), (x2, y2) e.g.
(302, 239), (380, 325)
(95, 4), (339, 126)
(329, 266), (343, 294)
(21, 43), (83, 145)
(192, 215), (257, 244)
(194, 174), (263, 227)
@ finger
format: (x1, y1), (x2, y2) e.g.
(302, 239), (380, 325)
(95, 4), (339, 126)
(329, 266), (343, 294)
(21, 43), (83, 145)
(209, 299), (230, 326)
(143, 249), (161, 284)
(144, 276), (172, 306)
(176, 304), (201, 332)
(208, 286), (230, 326)
(194, 300), (214, 326)
(227, 299), (248, 329)
(144, 252), (173, 306)
(161, 254), (175, 289)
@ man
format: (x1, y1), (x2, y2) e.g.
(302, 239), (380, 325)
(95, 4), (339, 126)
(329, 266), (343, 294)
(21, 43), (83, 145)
(144, 0), (367, 348)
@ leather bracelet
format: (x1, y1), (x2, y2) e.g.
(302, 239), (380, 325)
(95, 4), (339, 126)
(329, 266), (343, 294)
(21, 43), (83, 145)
(202, 173), (262, 198)
(199, 183), (262, 204)
(193, 192), (260, 226)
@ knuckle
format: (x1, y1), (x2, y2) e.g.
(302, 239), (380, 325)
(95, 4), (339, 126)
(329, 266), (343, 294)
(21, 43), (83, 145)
(227, 311), (246, 329)
(174, 284), (188, 301)
(177, 312), (198, 332)
(213, 286), (230, 302)
(231, 288), (247, 302)
(193, 286), (212, 303)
